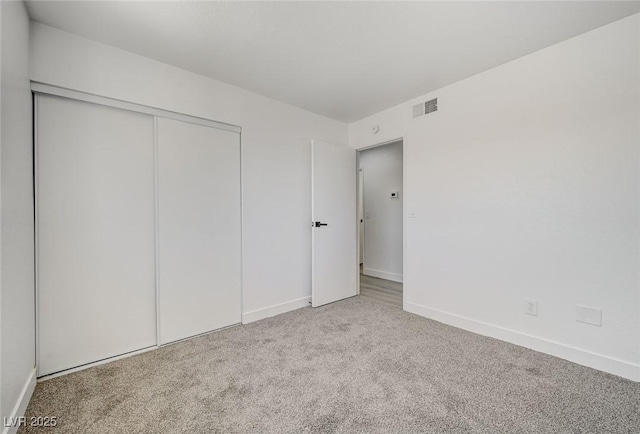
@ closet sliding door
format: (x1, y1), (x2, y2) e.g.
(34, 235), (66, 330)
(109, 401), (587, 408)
(157, 118), (242, 345)
(36, 87), (243, 375)
(37, 95), (157, 376)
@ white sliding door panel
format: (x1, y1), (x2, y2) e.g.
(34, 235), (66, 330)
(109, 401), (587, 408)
(157, 118), (241, 345)
(37, 95), (157, 376)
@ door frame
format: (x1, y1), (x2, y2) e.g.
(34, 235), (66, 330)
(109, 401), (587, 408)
(355, 137), (405, 308)
(358, 168), (365, 268)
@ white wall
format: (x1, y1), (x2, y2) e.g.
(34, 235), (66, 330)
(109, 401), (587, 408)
(1, 0), (36, 428)
(350, 14), (640, 381)
(358, 141), (403, 282)
(30, 23), (348, 323)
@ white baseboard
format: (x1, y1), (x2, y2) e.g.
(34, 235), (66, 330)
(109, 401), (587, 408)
(405, 302), (640, 382)
(363, 267), (403, 283)
(242, 296), (311, 324)
(37, 346), (156, 382)
(2, 368), (37, 434)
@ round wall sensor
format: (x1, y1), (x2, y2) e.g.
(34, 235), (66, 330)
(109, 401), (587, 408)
(372, 125), (379, 134)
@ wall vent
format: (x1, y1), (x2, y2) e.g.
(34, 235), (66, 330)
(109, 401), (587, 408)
(412, 98), (438, 119)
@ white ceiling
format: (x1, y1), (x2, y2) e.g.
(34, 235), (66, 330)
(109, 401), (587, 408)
(25, 1), (640, 123)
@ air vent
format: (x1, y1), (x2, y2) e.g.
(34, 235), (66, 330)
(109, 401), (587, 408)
(425, 98), (438, 114)
(412, 98), (438, 119)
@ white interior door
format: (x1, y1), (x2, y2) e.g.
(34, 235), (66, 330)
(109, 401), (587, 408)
(37, 95), (157, 376)
(157, 118), (242, 345)
(311, 140), (357, 307)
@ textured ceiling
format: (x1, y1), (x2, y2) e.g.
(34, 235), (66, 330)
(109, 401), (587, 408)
(25, 1), (640, 123)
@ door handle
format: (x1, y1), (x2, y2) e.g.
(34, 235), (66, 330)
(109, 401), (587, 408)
(313, 221), (328, 227)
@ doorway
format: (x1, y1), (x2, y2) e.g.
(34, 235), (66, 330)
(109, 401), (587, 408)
(357, 139), (403, 308)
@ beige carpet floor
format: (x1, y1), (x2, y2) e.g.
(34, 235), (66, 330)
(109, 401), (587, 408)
(21, 296), (640, 433)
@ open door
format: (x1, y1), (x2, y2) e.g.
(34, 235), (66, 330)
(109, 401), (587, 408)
(311, 140), (358, 307)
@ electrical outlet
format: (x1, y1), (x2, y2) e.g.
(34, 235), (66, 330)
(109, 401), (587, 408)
(525, 299), (538, 316)
(409, 207), (416, 218)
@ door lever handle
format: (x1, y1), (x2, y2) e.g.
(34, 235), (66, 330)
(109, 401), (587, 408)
(313, 221), (328, 227)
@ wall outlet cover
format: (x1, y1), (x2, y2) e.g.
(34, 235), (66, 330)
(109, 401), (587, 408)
(525, 299), (538, 316)
(577, 305), (602, 326)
